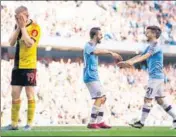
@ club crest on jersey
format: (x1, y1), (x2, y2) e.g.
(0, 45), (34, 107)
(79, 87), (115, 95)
(31, 29), (38, 37)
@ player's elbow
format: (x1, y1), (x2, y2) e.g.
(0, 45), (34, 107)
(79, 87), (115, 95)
(25, 39), (35, 48)
(9, 42), (14, 47)
(26, 43), (33, 48)
(9, 40), (15, 47)
(26, 41), (34, 48)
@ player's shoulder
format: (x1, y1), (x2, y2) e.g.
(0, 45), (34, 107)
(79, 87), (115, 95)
(84, 42), (91, 49)
(155, 43), (163, 51)
(149, 42), (162, 49)
(31, 20), (41, 30)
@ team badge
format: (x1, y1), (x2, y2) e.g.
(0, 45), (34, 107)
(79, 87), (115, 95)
(31, 29), (38, 37)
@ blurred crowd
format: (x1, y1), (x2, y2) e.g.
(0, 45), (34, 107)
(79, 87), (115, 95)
(1, 0), (176, 127)
(1, 1), (176, 45)
(1, 59), (176, 126)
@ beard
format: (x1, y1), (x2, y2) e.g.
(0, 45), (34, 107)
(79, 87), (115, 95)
(147, 37), (153, 42)
(97, 39), (101, 44)
(145, 35), (151, 42)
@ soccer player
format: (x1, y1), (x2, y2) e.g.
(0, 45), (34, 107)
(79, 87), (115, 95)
(118, 26), (176, 129)
(83, 27), (123, 129)
(4, 6), (41, 130)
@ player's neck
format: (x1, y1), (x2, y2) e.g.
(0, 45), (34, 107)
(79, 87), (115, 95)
(89, 40), (97, 46)
(148, 38), (157, 44)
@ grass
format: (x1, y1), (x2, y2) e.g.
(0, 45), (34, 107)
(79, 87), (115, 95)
(1, 126), (176, 136)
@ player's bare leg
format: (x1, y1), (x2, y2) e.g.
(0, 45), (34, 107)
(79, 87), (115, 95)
(23, 86), (36, 130)
(130, 97), (153, 128)
(3, 86), (22, 130)
(156, 97), (176, 129)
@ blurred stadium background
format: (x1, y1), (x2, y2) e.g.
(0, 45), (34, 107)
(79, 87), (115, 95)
(1, 0), (176, 132)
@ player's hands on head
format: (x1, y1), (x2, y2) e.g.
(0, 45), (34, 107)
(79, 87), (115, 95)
(17, 14), (26, 28)
(111, 53), (123, 62)
(117, 61), (134, 69)
(15, 15), (20, 29)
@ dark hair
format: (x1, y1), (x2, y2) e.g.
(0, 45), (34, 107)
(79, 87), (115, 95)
(89, 27), (101, 39)
(146, 25), (162, 39)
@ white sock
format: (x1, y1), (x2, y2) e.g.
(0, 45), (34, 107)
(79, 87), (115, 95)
(161, 103), (176, 120)
(90, 105), (100, 124)
(140, 103), (152, 124)
(97, 105), (105, 124)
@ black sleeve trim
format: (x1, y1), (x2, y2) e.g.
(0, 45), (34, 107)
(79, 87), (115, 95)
(31, 37), (36, 42)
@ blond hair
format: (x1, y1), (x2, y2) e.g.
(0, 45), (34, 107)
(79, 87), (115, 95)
(15, 5), (28, 14)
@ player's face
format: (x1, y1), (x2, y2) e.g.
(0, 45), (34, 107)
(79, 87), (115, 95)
(21, 11), (29, 23)
(96, 30), (103, 44)
(145, 29), (155, 40)
(17, 10), (29, 23)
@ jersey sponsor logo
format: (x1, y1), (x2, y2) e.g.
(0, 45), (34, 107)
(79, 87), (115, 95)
(31, 29), (38, 37)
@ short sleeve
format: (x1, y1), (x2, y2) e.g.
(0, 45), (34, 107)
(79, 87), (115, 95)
(147, 46), (160, 56)
(85, 44), (96, 55)
(29, 24), (41, 44)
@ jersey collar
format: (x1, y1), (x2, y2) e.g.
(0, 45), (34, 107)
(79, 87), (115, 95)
(149, 41), (158, 47)
(26, 19), (33, 27)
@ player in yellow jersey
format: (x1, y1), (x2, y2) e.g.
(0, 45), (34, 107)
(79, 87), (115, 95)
(3, 6), (41, 130)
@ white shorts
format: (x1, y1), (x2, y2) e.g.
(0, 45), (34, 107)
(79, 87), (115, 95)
(145, 79), (165, 99)
(86, 81), (105, 99)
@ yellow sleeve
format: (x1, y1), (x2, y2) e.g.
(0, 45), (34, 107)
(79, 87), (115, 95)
(29, 24), (41, 45)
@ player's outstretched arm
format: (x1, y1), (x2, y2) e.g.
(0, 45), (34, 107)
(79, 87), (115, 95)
(93, 49), (112, 55)
(126, 55), (141, 63)
(117, 53), (151, 68)
(93, 49), (123, 61)
(127, 53), (151, 65)
(55, 47), (83, 51)
(8, 16), (20, 46)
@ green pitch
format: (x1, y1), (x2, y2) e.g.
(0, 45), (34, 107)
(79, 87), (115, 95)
(1, 126), (176, 136)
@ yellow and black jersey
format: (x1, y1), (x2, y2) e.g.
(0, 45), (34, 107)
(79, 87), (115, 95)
(14, 19), (41, 69)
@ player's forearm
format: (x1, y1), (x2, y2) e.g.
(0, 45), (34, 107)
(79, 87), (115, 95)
(9, 29), (20, 46)
(130, 58), (145, 65)
(93, 49), (113, 56)
(126, 55), (141, 62)
(129, 54), (150, 65)
(21, 27), (34, 48)
(57, 47), (83, 51)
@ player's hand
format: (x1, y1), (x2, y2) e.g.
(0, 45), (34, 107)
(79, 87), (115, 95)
(111, 53), (123, 62)
(18, 15), (26, 28)
(15, 15), (20, 30)
(117, 61), (134, 69)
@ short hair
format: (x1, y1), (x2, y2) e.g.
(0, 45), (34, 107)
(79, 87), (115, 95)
(89, 27), (101, 39)
(15, 6), (28, 14)
(146, 25), (162, 39)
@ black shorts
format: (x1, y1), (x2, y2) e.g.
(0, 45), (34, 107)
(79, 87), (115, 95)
(11, 68), (37, 86)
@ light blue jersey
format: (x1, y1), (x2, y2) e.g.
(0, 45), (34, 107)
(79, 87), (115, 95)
(142, 42), (164, 79)
(83, 42), (99, 83)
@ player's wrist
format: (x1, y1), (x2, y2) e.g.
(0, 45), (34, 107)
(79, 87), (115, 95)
(21, 27), (26, 30)
(126, 60), (133, 65)
(16, 27), (21, 32)
(110, 52), (114, 56)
